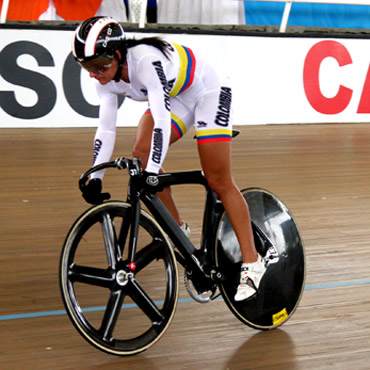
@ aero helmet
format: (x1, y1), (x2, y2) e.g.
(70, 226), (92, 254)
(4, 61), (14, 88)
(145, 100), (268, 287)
(72, 16), (125, 74)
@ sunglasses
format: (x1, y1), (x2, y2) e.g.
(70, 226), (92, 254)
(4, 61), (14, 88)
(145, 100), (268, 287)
(78, 57), (113, 74)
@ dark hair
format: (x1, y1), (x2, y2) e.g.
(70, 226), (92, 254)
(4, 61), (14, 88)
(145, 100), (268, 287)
(111, 36), (171, 82)
(124, 37), (171, 59)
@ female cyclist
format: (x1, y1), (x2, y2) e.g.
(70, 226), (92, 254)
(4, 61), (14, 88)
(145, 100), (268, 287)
(72, 16), (266, 301)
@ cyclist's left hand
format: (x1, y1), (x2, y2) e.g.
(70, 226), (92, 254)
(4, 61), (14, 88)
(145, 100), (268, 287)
(80, 178), (111, 204)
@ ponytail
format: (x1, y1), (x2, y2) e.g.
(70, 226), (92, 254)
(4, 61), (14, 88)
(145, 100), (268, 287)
(125, 37), (171, 59)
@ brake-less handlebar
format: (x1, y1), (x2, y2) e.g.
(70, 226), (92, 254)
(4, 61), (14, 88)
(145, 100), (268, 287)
(79, 157), (208, 194)
(78, 157), (141, 191)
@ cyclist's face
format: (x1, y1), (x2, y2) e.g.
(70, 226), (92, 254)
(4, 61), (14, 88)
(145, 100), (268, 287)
(88, 57), (118, 84)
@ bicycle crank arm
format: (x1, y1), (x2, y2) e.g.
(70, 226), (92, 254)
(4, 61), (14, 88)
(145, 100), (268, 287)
(209, 268), (226, 283)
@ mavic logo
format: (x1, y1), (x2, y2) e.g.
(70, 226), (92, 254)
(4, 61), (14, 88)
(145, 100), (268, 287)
(146, 175), (159, 186)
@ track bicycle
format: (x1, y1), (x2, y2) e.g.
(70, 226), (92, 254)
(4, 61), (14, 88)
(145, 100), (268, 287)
(59, 155), (305, 356)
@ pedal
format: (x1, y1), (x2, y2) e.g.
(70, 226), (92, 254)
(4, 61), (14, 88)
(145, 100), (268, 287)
(263, 245), (280, 265)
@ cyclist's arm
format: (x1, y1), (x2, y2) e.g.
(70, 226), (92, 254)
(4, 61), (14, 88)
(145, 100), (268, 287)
(90, 85), (118, 179)
(136, 55), (172, 174)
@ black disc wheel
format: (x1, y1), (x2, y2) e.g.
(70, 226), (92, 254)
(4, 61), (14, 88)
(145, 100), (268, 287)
(59, 201), (179, 355)
(216, 188), (305, 330)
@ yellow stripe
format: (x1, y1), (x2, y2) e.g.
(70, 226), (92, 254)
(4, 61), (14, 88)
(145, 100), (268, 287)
(171, 112), (187, 135)
(196, 129), (233, 138)
(170, 43), (188, 97)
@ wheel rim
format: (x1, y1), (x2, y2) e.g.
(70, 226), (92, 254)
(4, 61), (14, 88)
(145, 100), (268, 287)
(60, 202), (178, 355)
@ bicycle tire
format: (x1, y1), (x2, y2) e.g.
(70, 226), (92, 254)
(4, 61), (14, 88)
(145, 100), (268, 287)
(215, 188), (305, 330)
(59, 201), (179, 355)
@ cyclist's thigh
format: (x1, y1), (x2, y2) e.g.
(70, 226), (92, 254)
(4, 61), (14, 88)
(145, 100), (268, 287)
(142, 102), (194, 142)
(169, 98), (194, 140)
(194, 83), (234, 144)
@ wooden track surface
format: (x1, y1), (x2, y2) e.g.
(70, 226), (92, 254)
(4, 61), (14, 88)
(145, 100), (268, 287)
(1, 123), (370, 369)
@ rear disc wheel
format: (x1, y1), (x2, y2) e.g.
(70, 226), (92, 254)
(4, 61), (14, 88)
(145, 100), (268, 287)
(216, 188), (305, 330)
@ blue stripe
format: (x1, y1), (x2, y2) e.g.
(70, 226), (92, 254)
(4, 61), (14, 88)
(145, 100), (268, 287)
(1, 279), (370, 321)
(197, 134), (232, 140)
(304, 279), (370, 290)
(244, 3), (370, 29)
(171, 119), (183, 138)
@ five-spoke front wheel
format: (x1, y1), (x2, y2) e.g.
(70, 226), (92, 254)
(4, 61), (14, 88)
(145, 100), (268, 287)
(59, 201), (179, 356)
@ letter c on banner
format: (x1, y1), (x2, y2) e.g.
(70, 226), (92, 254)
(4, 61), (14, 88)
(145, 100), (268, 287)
(303, 40), (352, 114)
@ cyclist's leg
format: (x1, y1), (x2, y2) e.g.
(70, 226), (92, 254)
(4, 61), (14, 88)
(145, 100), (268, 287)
(132, 109), (190, 227)
(195, 83), (265, 301)
(197, 141), (258, 263)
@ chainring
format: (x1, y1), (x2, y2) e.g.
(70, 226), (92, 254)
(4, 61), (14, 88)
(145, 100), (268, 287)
(184, 269), (219, 303)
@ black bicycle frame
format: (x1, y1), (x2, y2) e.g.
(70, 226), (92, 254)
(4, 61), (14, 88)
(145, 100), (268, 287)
(130, 170), (224, 280)
(79, 159), (225, 283)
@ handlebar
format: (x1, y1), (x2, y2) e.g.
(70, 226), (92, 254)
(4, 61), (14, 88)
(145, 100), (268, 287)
(79, 156), (208, 194)
(79, 157), (141, 191)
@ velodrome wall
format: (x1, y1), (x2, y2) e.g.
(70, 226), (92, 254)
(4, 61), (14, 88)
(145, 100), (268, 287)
(1, 24), (370, 127)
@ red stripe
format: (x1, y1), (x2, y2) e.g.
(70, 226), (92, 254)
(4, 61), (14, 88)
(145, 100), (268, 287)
(171, 123), (182, 139)
(197, 137), (232, 144)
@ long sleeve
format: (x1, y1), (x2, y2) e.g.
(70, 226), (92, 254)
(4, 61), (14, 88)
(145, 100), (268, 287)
(133, 54), (172, 174)
(90, 89), (118, 179)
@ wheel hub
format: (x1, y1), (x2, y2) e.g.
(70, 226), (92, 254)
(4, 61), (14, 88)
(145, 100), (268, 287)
(116, 270), (133, 286)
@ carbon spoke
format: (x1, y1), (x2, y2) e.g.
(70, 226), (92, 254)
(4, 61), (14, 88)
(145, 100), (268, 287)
(129, 279), (164, 324)
(99, 290), (126, 341)
(134, 238), (165, 273)
(101, 213), (119, 268)
(69, 264), (114, 288)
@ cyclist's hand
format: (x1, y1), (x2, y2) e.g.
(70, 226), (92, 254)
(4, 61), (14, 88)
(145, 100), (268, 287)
(140, 171), (159, 192)
(81, 178), (111, 204)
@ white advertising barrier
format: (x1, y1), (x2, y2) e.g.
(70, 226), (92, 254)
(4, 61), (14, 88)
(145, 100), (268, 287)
(1, 28), (370, 127)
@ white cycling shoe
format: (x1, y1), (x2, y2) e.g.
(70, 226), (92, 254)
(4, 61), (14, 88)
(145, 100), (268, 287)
(234, 255), (266, 302)
(180, 222), (191, 239)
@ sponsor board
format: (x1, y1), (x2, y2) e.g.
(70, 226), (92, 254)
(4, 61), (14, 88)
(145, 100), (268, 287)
(1, 28), (370, 127)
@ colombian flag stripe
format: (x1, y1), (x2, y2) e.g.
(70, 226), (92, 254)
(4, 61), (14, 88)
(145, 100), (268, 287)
(180, 47), (195, 94)
(171, 112), (187, 139)
(171, 43), (196, 97)
(197, 137), (232, 144)
(145, 108), (187, 139)
(196, 129), (233, 144)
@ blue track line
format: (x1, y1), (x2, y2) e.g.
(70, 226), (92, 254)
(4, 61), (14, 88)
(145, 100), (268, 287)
(1, 279), (370, 322)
